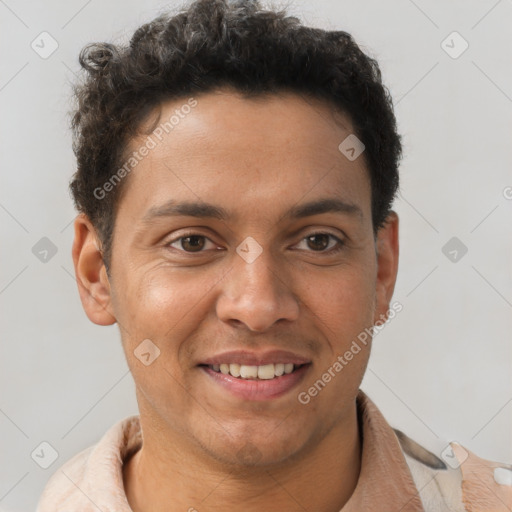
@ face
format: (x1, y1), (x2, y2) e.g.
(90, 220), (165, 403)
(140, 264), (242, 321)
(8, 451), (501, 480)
(73, 89), (399, 467)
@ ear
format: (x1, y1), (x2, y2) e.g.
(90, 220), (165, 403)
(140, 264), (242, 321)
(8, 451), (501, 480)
(373, 211), (399, 324)
(71, 213), (116, 326)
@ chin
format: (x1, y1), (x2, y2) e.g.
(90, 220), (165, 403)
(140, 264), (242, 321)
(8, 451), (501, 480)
(198, 429), (308, 469)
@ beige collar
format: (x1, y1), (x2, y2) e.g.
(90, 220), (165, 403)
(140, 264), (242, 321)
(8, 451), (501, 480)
(341, 390), (424, 511)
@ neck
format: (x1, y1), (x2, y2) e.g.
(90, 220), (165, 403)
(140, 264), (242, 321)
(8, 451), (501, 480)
(123, 403), (362, 512)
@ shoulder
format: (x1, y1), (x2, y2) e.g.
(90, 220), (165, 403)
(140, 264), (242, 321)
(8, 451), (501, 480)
(394, 428), (512, 512)
(36, 444), (96, 511)
(36, 415), (141, 512)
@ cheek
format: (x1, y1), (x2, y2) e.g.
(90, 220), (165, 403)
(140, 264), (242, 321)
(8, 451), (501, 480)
(113, 268), (217, 414)
(304, 264), (376, 335)
(112, 265), (212, 350)
(297, 269), (375, 412)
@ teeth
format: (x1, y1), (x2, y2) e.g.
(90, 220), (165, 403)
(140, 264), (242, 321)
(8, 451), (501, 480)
(229, 363), (241, 377)
(257, 364), (275, 380)
(240, 365), (258, 378)
(210, 362), (299, 379)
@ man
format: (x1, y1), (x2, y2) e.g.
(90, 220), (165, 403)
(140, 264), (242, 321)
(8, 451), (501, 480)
(37, 0), (511, 510)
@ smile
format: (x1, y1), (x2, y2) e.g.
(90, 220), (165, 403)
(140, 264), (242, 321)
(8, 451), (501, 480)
(200, 363), (311, 401)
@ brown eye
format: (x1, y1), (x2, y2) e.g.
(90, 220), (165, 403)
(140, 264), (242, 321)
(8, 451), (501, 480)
(295, 232), (345, 254)
(168, 234), (215, 253)
(180, 235), (205, 252)
(306, 233), (330, 251)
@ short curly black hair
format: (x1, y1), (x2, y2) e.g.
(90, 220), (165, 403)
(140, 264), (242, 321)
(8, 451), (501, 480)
(70, 0), (402, 273)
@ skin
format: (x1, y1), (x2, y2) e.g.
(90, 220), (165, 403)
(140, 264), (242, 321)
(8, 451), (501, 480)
(72, 89), (399, 512)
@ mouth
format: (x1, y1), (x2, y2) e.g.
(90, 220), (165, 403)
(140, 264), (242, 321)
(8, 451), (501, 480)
(198, 351), (312, 401)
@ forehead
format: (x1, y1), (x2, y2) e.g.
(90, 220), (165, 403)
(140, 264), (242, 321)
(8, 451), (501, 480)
(116, 90), (371, 225)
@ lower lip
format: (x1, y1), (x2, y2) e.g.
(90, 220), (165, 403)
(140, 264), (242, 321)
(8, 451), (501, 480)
(201, 364), (310, 401)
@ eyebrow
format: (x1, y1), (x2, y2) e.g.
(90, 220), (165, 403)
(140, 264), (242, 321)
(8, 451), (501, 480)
(140, 197), (363, 225)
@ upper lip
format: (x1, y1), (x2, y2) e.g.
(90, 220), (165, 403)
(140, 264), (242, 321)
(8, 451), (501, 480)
(201, 350), (311, 367)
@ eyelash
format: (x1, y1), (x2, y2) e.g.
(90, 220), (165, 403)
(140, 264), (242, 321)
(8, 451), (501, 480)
(166, 231), (346, 255)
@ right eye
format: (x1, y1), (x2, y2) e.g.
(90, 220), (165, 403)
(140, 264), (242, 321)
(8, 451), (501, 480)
(166, 233), (219, 253)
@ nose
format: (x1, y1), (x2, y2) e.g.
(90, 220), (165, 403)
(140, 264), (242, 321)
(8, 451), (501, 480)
(216, 242), (300, 332)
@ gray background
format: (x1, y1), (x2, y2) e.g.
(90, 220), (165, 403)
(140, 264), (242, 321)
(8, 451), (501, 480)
(1, 0), (511, 510)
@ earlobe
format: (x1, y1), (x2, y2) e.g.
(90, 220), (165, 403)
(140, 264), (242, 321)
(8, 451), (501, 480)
(374, 211), (399, 324)
(72, 213), (116, 326)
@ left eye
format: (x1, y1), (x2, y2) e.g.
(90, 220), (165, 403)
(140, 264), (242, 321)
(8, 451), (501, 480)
(294, 233), (344, 253)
